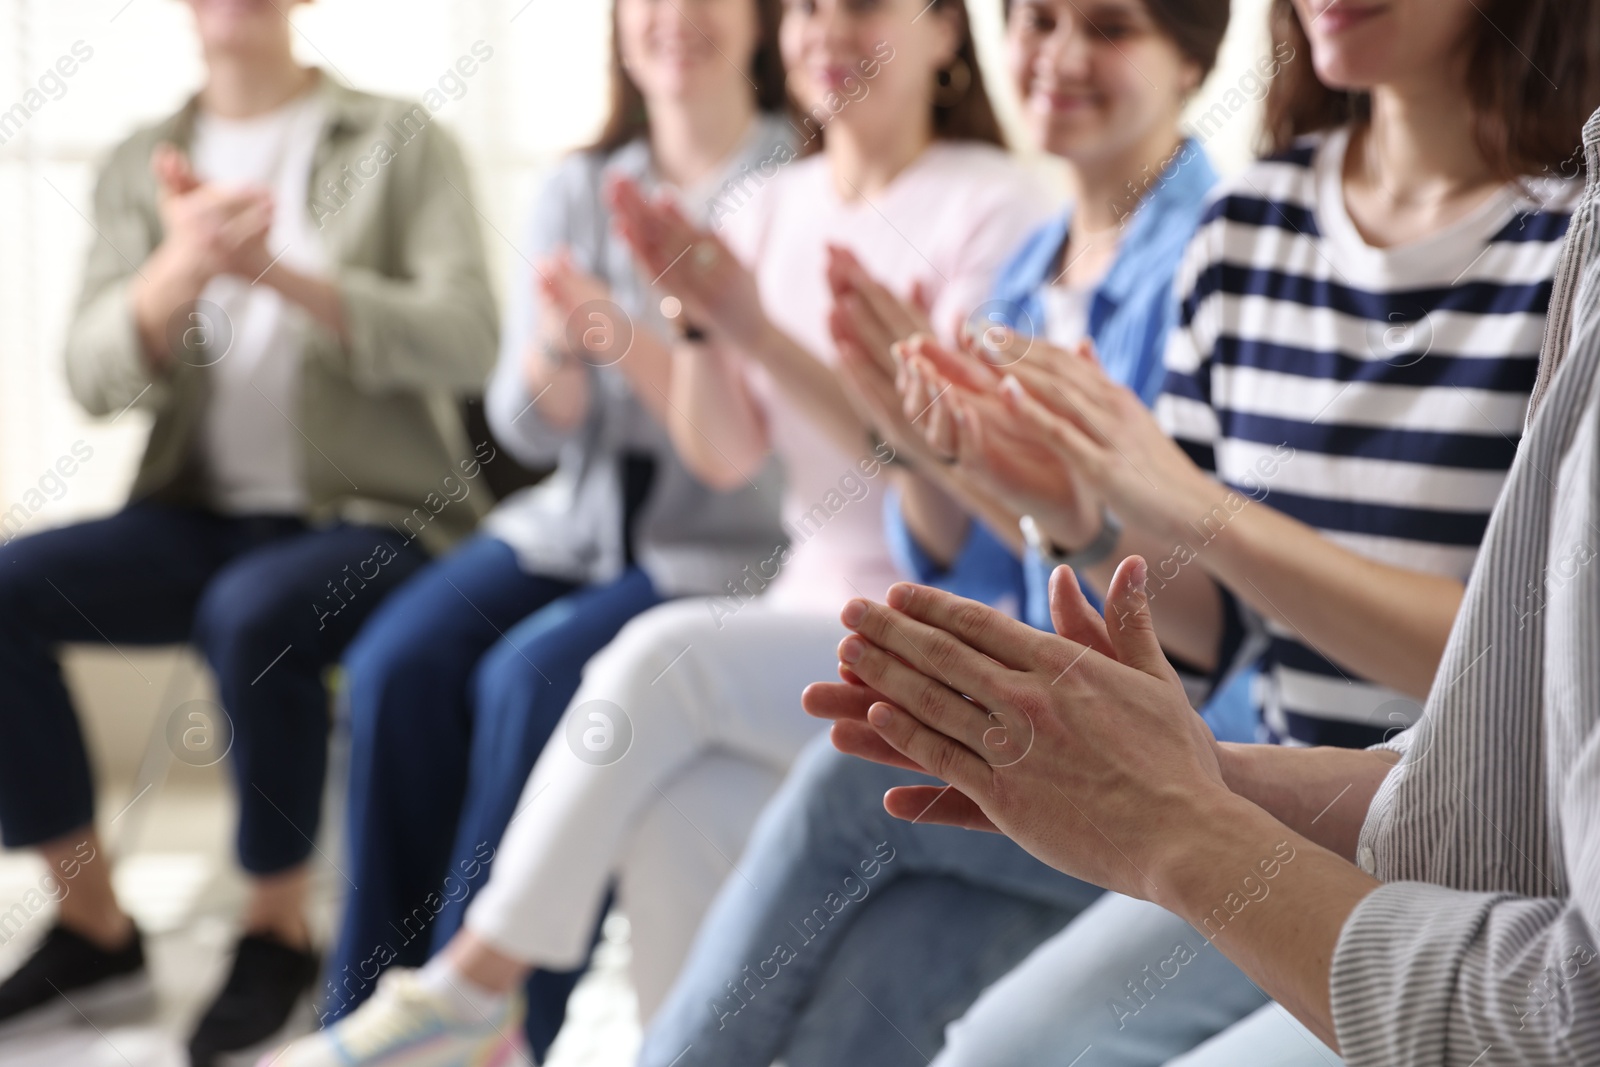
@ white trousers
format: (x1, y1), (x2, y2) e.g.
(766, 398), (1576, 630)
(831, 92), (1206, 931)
(465, 599), (841, 1018)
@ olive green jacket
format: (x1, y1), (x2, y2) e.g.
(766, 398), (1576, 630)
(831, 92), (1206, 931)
(63, 74), (499, 553)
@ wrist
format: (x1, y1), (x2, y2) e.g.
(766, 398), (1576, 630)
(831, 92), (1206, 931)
(1146, 789), (1283, 916)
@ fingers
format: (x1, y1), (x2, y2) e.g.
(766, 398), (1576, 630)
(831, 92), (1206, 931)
(151, 143), (200, 195)
(863, 700), (991, 797)
(837, 629), (997, 755)
(883, 785), (1000, 832)
(828, 721), (928, 775)
(905, 333), (998, 392)
(998, 374), (1103, 473)
(801, 680), (881, 722)
(874, 582), (1079, 675)
(1046, 564), (1116, 659)
(1101, 556), (1180, 683)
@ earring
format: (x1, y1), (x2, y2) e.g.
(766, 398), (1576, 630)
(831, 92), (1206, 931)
(933, 57), (972, 107)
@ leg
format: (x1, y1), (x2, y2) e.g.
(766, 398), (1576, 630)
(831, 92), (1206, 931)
(462, 600), (840, 974)
(934, 894), (1270, 1066)
(618, 752), (785, 1020)
(194, 523), (428, 902)
(436, 566), (666, 1059)
(322, 536), (577, 1021)
(637, 735), (1102, 1067)
(1164, 1003), (1343, 1066)
(0, 505), (258, 944)
(785, 877), (1078, 1067)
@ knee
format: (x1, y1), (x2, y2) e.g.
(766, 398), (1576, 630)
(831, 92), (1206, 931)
(193, 571), (298, 667)
(575, 603), (708, 706)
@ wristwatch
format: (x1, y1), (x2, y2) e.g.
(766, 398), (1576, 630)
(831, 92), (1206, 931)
(1020, 511), (1122, 570)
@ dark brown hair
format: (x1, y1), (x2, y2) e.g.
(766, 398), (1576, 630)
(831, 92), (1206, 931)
(797, 0), (1006, 157)
(1004, 0), (1231, 81)
(589, 0), (789, 154)
(1261, 0), (1600, 177)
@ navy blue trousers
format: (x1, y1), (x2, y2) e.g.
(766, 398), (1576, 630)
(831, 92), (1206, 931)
(324, 535), (665, 1059)
(0, 502), (428, 872)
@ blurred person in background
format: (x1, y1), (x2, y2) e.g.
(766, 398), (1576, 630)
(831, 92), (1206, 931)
(0, 0), (496, 1063)
(313, 0), (791, 1060)
(268, 0), (1052, 1063)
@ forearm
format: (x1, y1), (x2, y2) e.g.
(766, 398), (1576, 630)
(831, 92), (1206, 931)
(258, 262), (347, 343)
(1191, 485), (1461, 700)
(131, 247), (209, 372)
(1216, 743), (1397, 861)
(1153, 792), (1381, 1052)
(743, 320), (875, 461)
(611, 330), (674, 427)
(897, 474), (972, 569)
(665, 341), (769, 490)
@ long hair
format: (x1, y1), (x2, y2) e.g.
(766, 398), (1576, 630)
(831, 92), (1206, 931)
(1261, 0), (1600, 177)
(589, 0), (788, 154)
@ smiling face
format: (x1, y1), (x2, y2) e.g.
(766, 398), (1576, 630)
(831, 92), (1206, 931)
(617, 0), (762, 106)
(780, 0), (961, 132)
(1290, 0), (1478, 92)
(1006, 0), (1199, 167)
(184, 0), (303, 54)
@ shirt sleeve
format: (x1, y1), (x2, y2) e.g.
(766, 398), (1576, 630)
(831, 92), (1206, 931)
(331, 117), (499, 393)
(485, 155), (601, 468)
(62, 137), (170, 419)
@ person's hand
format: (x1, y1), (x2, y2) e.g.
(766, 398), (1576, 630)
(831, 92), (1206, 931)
(892, 334), (1105, 549)
(150, 143), (275, 281)
(993, 332), (1221, 544)
(607, 175), (768, 350)
(814, 559), (1229, 903)
(133, 145), (276, 367)
(824, 244), (935, 377)
(518, 248), (603, 431)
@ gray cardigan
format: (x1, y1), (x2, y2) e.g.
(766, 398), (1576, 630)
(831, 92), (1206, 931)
(1329, 106), (1600, 1064)
(482, 116), (791, 595)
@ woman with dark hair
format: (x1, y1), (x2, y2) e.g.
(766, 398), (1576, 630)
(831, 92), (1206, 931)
(810, 0), (1600, 1063)
(270, 1), (794, 1062)
(272, 1), (1050, 1065)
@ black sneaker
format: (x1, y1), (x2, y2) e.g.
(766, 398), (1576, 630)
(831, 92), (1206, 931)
(0, 923), (154, 1037)
(188, 932), (319, 1067)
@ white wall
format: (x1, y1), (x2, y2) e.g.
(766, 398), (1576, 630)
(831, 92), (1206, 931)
(0, 0), (1271, 521)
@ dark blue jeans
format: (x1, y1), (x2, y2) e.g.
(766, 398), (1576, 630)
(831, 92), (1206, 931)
(324, 535), (664, 1060)
(0, 502), (427, 872)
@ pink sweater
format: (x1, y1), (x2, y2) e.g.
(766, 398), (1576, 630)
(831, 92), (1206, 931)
(724, 141), (1052, 612)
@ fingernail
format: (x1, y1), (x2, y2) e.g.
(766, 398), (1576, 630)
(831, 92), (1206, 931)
(1128, 555), (1148, 596)
(840, 636), (866, 664)
(868, 703), (895, 728)
(841, 599), (867, 627)
(1000, 374), (1023, 401)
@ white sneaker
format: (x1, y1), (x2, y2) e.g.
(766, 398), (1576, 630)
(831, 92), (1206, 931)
(261, 968), (524, 1067)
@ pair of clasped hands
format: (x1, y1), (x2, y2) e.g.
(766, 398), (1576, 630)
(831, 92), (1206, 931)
(597, 176), (1237, 904)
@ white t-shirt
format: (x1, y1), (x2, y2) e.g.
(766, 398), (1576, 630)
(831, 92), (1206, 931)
(1040, 282), (1093, 347)
(723, 141), (1054, 612)
(190, 91), (327, 515)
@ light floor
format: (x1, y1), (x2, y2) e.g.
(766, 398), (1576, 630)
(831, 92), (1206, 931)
(0, 780), (640, 1067)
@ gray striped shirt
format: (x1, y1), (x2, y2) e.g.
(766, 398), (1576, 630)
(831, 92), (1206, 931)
(1330, 107), (1600, 1065)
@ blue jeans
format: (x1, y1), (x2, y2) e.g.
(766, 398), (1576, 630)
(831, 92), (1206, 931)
(0, 502), (427, 872)
(638, 735), (1104, 1067)
(323, 535), (664, 1060)
(933, 891), (1338, 1066)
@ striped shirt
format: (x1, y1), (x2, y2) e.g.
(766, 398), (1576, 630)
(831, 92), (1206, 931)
(1156, 125), (1578, 748)
(1330, 106), (1600, 1067)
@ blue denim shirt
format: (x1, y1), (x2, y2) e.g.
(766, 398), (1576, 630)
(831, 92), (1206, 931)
(884, 141), (1259, 741)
